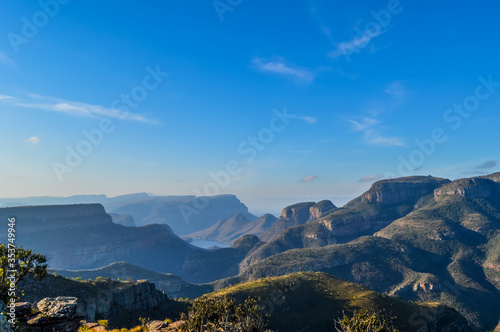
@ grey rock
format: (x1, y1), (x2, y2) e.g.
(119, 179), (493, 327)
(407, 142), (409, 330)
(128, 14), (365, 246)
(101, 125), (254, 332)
(36, 297), (79, 319)
(0, 300), (14, 332)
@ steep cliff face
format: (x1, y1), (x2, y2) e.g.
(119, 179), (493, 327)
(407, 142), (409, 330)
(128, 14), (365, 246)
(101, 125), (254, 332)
(259, 202), (317, 242)
(309, 200), (337, 221)
(481, 172), (500, 183)
(0, 204), (109, 233)
(0, 204), (195, 274)
(434, 178), (499, 199)
(18, 274), (175, 328)
(360, 176), (450, 204)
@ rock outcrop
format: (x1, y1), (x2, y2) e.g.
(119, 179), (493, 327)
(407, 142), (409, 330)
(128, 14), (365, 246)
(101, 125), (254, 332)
(23, 297), (82, 332)
(360, 176), (450, 204)
(309, 200), (337, 221)
(0, 300), (14, 332)
(434, 178), (498, 199)
(18, 274), (173, 328)
(259, 202), (331, 242)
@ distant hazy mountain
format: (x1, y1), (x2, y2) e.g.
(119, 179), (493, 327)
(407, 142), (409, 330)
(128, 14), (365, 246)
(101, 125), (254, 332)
(0, 193), (257, 235)
(0, 204), (263, 283)
(110, 194), (257, 235)
(185, 212), (277, 244)
(0, 204), (194, 274)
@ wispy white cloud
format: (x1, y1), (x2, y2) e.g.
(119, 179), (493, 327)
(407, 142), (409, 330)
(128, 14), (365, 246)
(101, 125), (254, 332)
(348, 117), (379, 131)
(348, 119), (404, 146)
(329, 29), (386, 59)
(0, 94), (158, 124)
(252, 57), (314, 84)
(359, 174), (384, 183)
(25, 136), (40, 145)
(347, 82), (406, 147)
(301, 175), (318, 183)
(307, 1), (335, 44)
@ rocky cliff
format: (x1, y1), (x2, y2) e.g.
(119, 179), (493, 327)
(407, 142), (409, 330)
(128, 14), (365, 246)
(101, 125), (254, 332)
(434, 178), (499, 199)
(358, 176), (450, 205)
(259, 201), (336, 242)
(18, 274), (177, 328)
(309, 200), (337, 221)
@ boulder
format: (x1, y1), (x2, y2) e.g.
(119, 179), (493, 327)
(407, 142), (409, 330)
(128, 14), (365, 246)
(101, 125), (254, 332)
(37, 297), (79, 319)
(25, 297), (82, 332)
(0, 300), (14, 332)
(148, 320), (170, 331)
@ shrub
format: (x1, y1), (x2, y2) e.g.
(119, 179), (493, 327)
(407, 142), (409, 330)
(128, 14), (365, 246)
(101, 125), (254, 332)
(98, 319), (109, 328)
(334, 310), (399, 332)
(180, 295), (269, 332)
(0, 244), (47, 303)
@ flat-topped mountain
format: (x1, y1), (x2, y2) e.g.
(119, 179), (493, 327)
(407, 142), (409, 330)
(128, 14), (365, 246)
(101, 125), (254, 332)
(434, 177), (499, 199)
(354, 176), (450, 205)
(0, 193), (257, 235)
(0, 204), (194, 274)
(106, 194), (257, 235)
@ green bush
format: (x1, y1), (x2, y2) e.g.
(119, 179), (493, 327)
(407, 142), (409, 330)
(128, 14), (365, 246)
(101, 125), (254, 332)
(180, 295), (270, 332)
(334, 310), (398, 332)
(98, 319), (109, 328)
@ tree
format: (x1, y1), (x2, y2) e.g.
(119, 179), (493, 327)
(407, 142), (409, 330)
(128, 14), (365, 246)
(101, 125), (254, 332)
(0, 244), (48, 303)
(334, 310), (399, 332)
(180, 295), (270, 332)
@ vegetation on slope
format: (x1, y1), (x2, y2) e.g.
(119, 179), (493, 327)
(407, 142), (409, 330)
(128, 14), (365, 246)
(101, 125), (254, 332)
(202, 272), (469, 332)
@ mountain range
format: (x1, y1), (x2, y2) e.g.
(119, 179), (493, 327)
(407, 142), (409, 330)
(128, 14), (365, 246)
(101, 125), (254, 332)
(3, 172), (500, 330)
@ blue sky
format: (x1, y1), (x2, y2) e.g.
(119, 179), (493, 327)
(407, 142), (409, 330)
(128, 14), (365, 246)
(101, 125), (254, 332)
(1, 0), (500, 215)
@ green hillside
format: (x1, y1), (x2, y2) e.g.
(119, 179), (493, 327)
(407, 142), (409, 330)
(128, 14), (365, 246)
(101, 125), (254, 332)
(204, 272), (471, 332)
